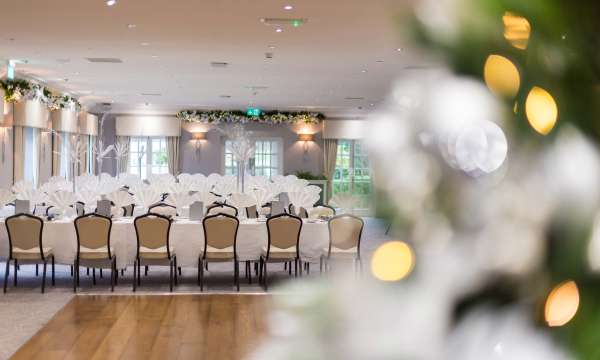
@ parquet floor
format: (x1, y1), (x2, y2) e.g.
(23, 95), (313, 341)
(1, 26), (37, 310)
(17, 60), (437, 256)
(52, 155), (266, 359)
(11, 295), (269, 360)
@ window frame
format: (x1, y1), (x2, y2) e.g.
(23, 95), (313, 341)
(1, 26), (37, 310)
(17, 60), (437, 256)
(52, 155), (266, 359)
(332, 139), (372, 211)
(128, 136), (169, 180)
(222, 137), (284, 179)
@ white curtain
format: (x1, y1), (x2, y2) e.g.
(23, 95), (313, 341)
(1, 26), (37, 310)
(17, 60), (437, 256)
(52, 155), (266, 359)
(13, 126), (24, 183)
(323, 139), (338, 202)
(51, 132), (61, 177)
(167, 136), (180, 176)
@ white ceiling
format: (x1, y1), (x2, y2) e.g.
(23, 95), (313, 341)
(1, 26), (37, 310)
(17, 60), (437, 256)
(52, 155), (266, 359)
(0, 0), (417, 117)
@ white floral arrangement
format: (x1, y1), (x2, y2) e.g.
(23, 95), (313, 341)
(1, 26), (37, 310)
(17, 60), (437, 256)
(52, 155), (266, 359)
(176, 110), (323, 125)
(0, 78), (81, 111)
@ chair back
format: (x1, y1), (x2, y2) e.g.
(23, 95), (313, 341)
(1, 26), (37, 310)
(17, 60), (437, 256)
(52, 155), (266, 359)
(122, 204), (135, 217)
(206, 204), (238, 217)
(266, 214), (302, 253)
(309, 205), (336, 219)
(289, 204), (308, 218)
(5, 214), (44, 258)
(328, 215), (363, 251)
(148, 203), (177, 217)
(75, 214), (112, 257)
(203, 214), (239, 252)
(246, 205), (258, 219)
(134, 213), (172, 254)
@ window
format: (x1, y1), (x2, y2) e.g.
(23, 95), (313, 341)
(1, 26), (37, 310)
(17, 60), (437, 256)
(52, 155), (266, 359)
(128, 137), (168, 180)
(224, 138), (282, 179)
(23, 127), (39, 186)
(332, 140), (372, 210)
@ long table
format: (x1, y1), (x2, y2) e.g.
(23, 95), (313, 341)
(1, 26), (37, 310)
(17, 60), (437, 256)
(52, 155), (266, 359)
(0, 217), (329, 269)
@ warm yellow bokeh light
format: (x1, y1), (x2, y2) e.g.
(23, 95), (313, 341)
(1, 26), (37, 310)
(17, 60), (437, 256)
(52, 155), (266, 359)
(370, 241), (414, 282)
(503, 12), (531, 50)
(545, 280), (580, 327)
(525, 86), (558, 135)
(484, 55), (521, 98)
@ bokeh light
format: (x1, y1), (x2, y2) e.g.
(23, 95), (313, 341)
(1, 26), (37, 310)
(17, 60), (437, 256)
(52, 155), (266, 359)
(544, 280), (580, 327)
(503, 12), (531, 50)
(371, 241), (415, 281)
(484, 55), (520, 98)
(526, 86), (558, 135)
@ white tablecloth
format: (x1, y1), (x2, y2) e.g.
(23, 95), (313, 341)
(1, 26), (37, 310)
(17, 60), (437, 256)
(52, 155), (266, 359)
(0, 217), (329, 269)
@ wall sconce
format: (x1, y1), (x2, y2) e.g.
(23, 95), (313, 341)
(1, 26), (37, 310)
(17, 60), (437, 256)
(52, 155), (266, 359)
(298, 133), (314, 158)
(191, 131), (207, 158)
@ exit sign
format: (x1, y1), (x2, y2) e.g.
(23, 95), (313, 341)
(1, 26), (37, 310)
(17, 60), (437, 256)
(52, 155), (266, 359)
(246, 108), (262, 117)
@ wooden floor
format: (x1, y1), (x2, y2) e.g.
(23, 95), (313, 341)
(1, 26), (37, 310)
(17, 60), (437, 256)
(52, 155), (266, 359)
(11, 295), (270, 360)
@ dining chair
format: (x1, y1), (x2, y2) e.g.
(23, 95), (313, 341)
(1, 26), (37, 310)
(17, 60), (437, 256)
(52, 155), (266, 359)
(309, 205), (336, 219)
(206, 203), (238, 217)
(4, 213), (55, 293)
(199, 214), (240, 291)
(133, 213), (177, 292)
(148, 203), (178, 217)
(74, 214), (116, 292)
(322, 214), (364, 273)
(288, 204), (308, 218)
(261, 213), (302, 290)
(122, 204), (135, 217)
(246, 205), (258, 218)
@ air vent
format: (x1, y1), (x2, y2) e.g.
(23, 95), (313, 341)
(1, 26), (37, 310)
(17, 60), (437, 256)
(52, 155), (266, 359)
(245, 86), (269, 90)
(260, 18), (307, 26)
(344, 97), (365, 100)
(403, 65), (438, 70)
(220, 95), (232, 98)
(140, 93), (161, 96)
(210, 62), (229, 68)
(86, 58), (123, 63)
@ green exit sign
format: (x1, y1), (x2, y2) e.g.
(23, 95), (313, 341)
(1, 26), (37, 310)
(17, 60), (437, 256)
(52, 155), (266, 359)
(246, 108), (262, 117)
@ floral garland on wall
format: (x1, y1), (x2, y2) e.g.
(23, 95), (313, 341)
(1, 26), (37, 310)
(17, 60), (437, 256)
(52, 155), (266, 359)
(176, 110), (324, 125)
(0, 78), (81, 111)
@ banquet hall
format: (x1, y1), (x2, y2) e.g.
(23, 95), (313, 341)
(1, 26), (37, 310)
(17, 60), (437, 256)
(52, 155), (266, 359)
(2, 0), (599, 359)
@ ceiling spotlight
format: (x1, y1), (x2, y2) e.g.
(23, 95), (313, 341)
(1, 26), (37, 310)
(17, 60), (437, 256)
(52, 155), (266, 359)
(396, 47), (403, 52)
(106, 0), (117, 6)
(361, 69), (368, 73)
(151, 55), (159, 58)
(140, 42), (150, 46)
(127, 24), (137, 29)
(284, 5), (293, 10)
(275, 28), (283, 33)
(268, 45), (276, 49)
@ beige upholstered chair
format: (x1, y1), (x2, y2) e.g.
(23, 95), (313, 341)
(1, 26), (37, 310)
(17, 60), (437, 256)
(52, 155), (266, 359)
(261, 214), (302, 290)
(309, 205), (336, 219)
(133, 213), (177, 291)
(199, 214), (240, 291)
(246, 205), (258, 218)
(288, 204), (308, 218)
(4, 214), (55, 293)
(322, 215), (364, 272)
(206, 204), (238, 217)
(148, 203), (178, 217)
(74, 214), (116, 292)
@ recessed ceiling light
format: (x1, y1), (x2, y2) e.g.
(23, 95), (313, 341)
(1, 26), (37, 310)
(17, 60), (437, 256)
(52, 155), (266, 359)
(268, 45), (276, 49)
(151, 55), (159, 58)
(284, 5), (293, 10)
(275, 28), (283, 33)
(106, 0), (117, 6)
(140, 42), (150, 46)
(127, 24), (137, 29)
(396, 47), (403, 52)
(361, 69), (368, 73)
(376, 60), (385, 63)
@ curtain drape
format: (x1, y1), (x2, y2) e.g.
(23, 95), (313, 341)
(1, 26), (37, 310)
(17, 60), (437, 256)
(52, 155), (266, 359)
(51, 132), (61, 177)
(78, 135), (89, 175)
(323, 139), (338, 202)
(116, 136), (130, 174)
(35, 128), (42, 185)
(90, 135), (97, 175)
(13, 126), (24, 183)
(167, 136), (180, 176)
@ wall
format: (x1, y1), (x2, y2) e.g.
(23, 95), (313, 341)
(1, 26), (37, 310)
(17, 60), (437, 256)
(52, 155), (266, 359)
(0, 127), (13, 188)
(101, 116), (324, 177)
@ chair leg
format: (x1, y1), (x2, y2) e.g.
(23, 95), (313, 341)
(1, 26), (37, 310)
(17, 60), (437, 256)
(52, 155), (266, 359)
(169, 260), (174, 292)
(200, 259), (204, 291)
(51, 256), (55, 286)
(77, 262), (80, 286)
(284, 262), (287, 271)
(13, 259), (18, 286)
(178, 267), (182, 276)
(138, 261), (141, 286)
(145, 265), (148, 276)
(263, 262), (268, 291)
(100, 268), (103, 278)
(235, 261), (240, 292)
(4, 260), (10, 293)
(41, 261), (47, 293)
(254, 262), (258, 276)
(306, 262), (310, 275)
(73, 261), (77, 293)
(35, 264), (38, 277)
(320, 257), (323, 274)
(294, 259), (298, 278)
(87, 267), (89, 276)
(111, 259), (115, 292)
(174, 257), (178, 286)
(132, 259), (137, 292)
(121, 269), (125, 276)
(248, 262), (252, 284)
(92, 268), (96, 285)
(288, 261), (292, 275)
(70, 265), (73, 277)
